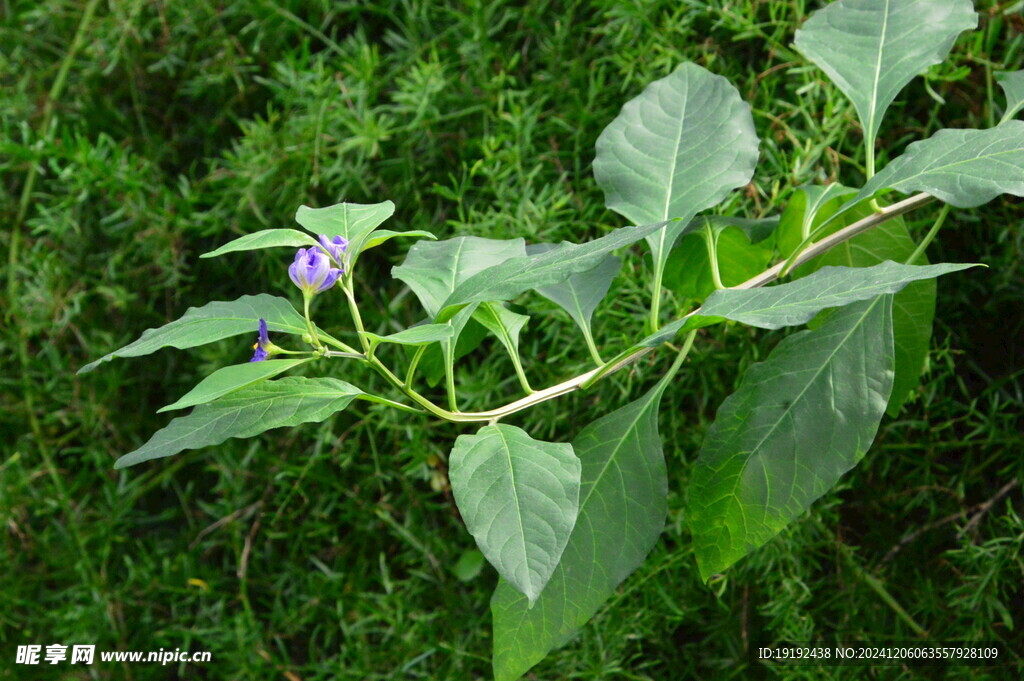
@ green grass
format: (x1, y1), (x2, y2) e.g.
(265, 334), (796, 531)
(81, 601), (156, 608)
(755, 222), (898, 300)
(2, 1), (1023, 679)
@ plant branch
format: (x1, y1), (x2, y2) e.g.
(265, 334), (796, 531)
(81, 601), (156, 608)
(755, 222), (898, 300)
(431, 192), (935, 423)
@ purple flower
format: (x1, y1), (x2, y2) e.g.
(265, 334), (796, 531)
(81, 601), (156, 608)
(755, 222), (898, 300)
(318, 234), (349, 264)
(250, 318), (271, 362)
(289, 247), (342, 294)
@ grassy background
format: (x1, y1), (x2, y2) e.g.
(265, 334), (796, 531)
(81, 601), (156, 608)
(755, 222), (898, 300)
(2, 0), (1023, 679)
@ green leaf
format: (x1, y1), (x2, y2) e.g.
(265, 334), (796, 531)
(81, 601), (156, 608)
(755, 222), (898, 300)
(996, 70), (1024, 122)
(858, 122), (1024, 207)
(449, 425), (580, 604)
(640, 260), (975, 347)
(776, 184), (858, 256)
(436, 220), (671, 322)
(115, 377), (363, 468)
(199, 229), (320, 259)
(473, 302), (532, 390)
(530, 245), (620, 345)
(294, 200), (396, 266)
(794, 202), (940, 415)
(79, 295), (308, 374)
(491, 373), (672, 681)
(664, 225), (773, 303)
(360, 229), (436, 251)
(593, 62), (760, 275)
(416, 318), (489, 387)
(439, 304), (482, 401)
(452, 549), (486, 582)
(794, 0), (977, 148)
(158, 358), (314, 412)
(689, 296), (895, 581)
(392, 236), (527, 318)
(392, 237), (526, 398)
(363, 324), (454, 348)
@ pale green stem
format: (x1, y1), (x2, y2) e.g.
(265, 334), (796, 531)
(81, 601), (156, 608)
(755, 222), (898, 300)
(343, 281), (371, 353)
(356, 393), (426, 415)
(405, 345), (428, 388)
(444, 348), (460, 412)
(302, 293), (324, 351)
(581, 325), (604, 366)
(662, 329), (698, 384)
(363, 355), (478, 422)
(316, 330), (360, 354)
(324, 192), (935, 425)
(906, 204), (950, 265)
(704, 227), (725, 290)
(509, 350), (534, 395)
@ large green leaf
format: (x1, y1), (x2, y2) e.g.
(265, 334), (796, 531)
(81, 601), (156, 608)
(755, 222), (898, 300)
(199, 229), (319, 259)
(392, 237), (525, 399)
(158, 358), (315, 412)
(639, 260), (975, 347)
(996, 70), (1024, 123)
(436, 221), (670, 322)
(79, 295), (308, 374)
(689, 296), (895, 581)
(859, 122), (1024, 207)
(794, 0), (977, 149)
(115, 377), (363, 468)
(592, 62), (760, 275)
(530, 245), (620, 355)
(449, 425), (580, 604)
(491, 371), (673, 681)
(794, 202), (941, 415)
(392, 236), (527, 318)
(293, 200), (396, 266)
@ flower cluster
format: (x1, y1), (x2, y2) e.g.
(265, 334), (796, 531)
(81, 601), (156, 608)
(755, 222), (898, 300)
(251, 234), (350, 361)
